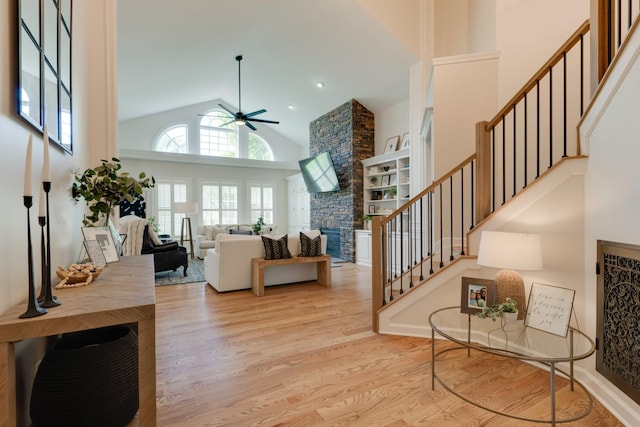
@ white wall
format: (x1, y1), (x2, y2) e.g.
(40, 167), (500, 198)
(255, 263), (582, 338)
(1, 1), (117, 424)
(431, 52), (499, 176)
(0, 0), (115, 314)
(374, 99), (409, 155)
(495, 0), (589, 105)
(580, 24), (640, 423)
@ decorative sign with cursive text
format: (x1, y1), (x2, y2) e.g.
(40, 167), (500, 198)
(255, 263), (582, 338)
(525, 283), (575, 337)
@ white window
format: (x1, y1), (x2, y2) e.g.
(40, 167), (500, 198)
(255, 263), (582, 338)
(202, 183), (238, 225)
(248, 133), (274, 161)
(156, 181), (187, 237)
(155, 125), (188, 153)
(249, 183), (274, 225)
(199, 110), (238, 157)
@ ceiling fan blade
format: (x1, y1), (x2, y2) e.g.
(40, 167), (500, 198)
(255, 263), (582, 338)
(218, 103), (238, 117)
(248, 118), (280, 124)
(245, 109), (267, 118)
(245, 121), (257, 131)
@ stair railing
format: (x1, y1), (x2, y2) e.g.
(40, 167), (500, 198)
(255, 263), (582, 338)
(371, 155), (476, 331)
(371, 20), (593, 333)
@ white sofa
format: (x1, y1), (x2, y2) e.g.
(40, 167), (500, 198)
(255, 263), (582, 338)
(194, 224), (277, 259)
(204, 233), (327, 292)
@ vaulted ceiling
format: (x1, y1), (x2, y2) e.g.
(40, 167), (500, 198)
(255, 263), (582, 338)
(117, 0), (418, 147)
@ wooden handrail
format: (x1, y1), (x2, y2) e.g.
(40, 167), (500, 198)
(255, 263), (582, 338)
(379, 153), (477, 226)
(487, 20), (590, 129)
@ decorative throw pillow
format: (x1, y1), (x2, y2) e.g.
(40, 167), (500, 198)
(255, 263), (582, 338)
(261, 235), (291, 260)
(204, 226), (215, 241)
(229, 229), (252, 235)
(299, 232), (322, 257)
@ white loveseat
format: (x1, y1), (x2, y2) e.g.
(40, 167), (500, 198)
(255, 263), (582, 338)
(194, 224), (277, 259)
(204, 233), (327, 292)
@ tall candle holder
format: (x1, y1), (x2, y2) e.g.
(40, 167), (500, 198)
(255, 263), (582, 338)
(38, 181), (60, 307)
(20, 196), (47, 318)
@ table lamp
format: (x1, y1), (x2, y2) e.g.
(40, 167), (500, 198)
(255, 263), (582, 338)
(477, 231), (543, 319)
(174, 202), (198, 259)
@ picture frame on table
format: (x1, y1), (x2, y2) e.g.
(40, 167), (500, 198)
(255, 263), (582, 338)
(83, 240), (107, 267)
(400, 132), (410, 150)
(384, 136), (400, 154)
(460, 277), (495, 314)
(82, 226), (120, 263)
(525, 282), (575, 337)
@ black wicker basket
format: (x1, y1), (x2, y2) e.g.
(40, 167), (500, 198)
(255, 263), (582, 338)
(30, 325), (139, 427)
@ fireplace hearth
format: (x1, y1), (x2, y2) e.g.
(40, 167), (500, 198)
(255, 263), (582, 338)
(320, 228), (341, 260)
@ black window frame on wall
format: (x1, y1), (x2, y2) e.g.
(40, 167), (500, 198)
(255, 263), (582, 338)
(17, 0), (73, 154)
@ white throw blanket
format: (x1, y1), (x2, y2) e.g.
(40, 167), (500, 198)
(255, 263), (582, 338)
(118, 215), (163, 256)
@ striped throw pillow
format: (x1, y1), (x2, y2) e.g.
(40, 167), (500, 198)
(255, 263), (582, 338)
(261, 235), (291, 260)
(299, 232), (322, 257)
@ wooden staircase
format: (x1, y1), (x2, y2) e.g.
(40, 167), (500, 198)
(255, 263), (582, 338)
(372, 3), (640, 333)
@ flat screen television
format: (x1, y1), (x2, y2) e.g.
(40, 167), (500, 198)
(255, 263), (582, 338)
(298, 152), (340, 193)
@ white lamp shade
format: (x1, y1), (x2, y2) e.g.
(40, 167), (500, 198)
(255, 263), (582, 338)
(477, 231), (543, 271)
(174, 202), (198, 214)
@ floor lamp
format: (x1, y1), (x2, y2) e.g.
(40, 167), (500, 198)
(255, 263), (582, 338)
(174, 202), (197, 259)
(477, 231), (543, 320)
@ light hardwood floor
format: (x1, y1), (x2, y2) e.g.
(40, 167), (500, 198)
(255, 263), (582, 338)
(151, 263), (621, 426)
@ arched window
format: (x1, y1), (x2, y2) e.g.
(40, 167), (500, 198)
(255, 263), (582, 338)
(199, 110), (238, 157)
(248, 133), (274, 161)
(155, 125), (188, 153)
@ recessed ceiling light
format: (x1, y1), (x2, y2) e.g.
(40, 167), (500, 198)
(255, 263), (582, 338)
(288, 104), (296, 110)
(316, 81), (325, 89)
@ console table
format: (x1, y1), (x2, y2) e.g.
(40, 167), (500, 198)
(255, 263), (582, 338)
(0, 255), (157, 427)
(429, 306), (595, 425)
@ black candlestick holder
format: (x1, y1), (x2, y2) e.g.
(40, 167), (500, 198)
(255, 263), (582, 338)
(38, 181), (60, 307)
(20, 196), (47, 318)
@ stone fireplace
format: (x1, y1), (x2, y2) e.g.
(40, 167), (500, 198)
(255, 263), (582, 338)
(309, 99), (374, 262)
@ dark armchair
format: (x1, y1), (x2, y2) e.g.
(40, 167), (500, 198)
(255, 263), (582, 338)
(141, 225), (188, 276)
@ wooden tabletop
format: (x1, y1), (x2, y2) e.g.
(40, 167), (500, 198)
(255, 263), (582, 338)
(0, 255), (155, 342)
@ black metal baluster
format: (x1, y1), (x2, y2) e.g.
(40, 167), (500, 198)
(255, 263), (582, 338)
(536, 80), (541, 178)
(512, 105), (517, 197)
(524, 93), (528, 188)
(470, 160), (475, 230)
(439, 183), (444, 268)
(502, 117), (506, 205)
(419, 197), (424, 281)
(580, 35), (584, 117)
(460, 166), (465, 255)
(429, 190), (434, 274)
(563, 52), (568, 158)
(491, 128), (496, 212)
(549, 66), (553, 169)
(449, 176), (454, 261)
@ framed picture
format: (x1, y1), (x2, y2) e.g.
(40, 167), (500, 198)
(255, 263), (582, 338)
(368, 205), (375, 214)
(83, 240), (107, 267)
(381, 175), (390, 186)
(400, 132), (410, 150)
(460, 277), (495, 314)
(82, 226), (120, 263)
(384, 136), (400, 154)
(525, 283), (575, 337)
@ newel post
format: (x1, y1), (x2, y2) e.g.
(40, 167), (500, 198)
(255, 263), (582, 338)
(371, 215), (383, 333)
(475, 121), (492, 224)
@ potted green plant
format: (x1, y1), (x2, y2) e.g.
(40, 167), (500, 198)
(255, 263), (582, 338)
(362, 214), (372, 230)
(253, 216), (265, 234)
(72, 158), (155, 226)
(477, 297), (518, 322)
